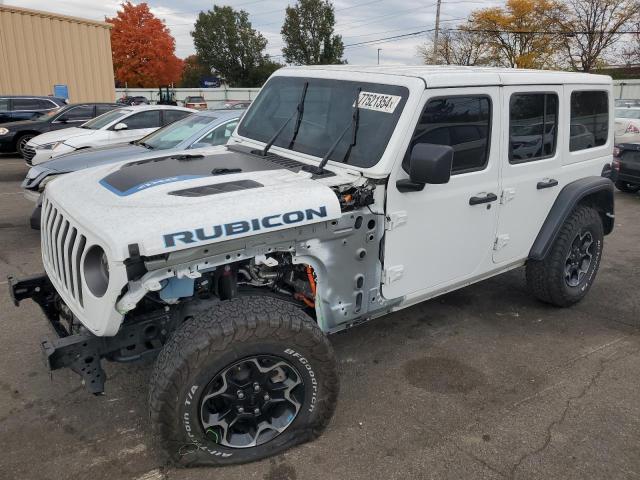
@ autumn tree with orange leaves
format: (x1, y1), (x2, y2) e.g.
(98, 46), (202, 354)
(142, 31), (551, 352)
(107, 2), (183, 87)
(468, 0), (564, 69)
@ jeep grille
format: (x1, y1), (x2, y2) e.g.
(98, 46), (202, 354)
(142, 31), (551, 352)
(41, 194), (87, 309)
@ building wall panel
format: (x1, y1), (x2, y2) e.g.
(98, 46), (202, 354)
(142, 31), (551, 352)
(0, 5), (115, 102)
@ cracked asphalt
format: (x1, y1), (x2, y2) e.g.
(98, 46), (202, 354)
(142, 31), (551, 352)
(1, 155), (640, 480)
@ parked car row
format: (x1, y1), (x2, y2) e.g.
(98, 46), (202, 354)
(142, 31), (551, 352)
(21, 108), (244, 227)
(0, 102), (120, 156)
(24, 105), (195, 165)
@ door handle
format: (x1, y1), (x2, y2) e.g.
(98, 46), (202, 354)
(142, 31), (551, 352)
(537, 178), (558, 189)
(469, 192), (498, 205)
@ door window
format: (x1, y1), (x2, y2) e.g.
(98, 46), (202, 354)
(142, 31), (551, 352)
(406, 96), (491, 174)
(163, 110), (191, 125)
(57, 105), (93, 122)
(509, 93), (558, 163)
(570, 91), (608, 151)
(121, 110), (161, 129)
(198, 120), (239, 146)
(0, 99), (8, 111)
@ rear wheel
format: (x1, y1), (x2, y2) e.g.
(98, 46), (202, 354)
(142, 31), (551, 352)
(148, 296), (339, 467)
(16, 134), (35, 157)
(615, 180), (640, 193)
(526, 205), (604, 307)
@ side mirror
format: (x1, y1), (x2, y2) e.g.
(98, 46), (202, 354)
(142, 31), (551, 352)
(113, 122), (128, 131)
(397, 143), (453, 192)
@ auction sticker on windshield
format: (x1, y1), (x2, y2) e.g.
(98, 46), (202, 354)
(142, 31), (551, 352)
(357, 92), (402, 113)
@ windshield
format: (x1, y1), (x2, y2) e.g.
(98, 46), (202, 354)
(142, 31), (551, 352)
(139, 113), (214, 149)
(615, 108), (640, 119)
(81, 108), (130, 130)
(33, 108), (63, 120)
(237, 77), (408, 168)
(187, 97), (205, 102)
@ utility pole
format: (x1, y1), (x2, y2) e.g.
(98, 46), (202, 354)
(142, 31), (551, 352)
(432, 0), (442, 61)
(377, 48), (382, 65)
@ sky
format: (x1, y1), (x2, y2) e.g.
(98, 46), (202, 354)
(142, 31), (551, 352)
(5, 0), (502, 64)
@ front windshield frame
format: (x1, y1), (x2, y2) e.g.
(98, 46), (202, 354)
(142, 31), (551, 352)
(237, 77), (409, 169)
(81, 108), (131, 130)
(138, 113), (215, 150)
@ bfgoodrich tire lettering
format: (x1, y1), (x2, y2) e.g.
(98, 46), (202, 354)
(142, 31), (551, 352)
(148, 296), (339, 467)
(526, 205), (604, 307)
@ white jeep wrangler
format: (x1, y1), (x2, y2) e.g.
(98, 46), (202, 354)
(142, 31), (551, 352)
(10, 66), (615, 466)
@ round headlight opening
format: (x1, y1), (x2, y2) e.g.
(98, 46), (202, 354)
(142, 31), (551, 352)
(84, 245), (109, 297)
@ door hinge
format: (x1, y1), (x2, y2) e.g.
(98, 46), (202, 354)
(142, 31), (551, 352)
(383, 265), (404, 284)
(500, 188), (516, 204)
(493, 234), (510, 251)
(385, 211), (407, 231)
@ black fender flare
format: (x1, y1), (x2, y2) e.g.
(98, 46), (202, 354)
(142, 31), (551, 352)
(529, 176), (614, 261)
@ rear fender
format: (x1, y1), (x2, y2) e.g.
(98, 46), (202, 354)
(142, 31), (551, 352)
(529, 176), (614, 261)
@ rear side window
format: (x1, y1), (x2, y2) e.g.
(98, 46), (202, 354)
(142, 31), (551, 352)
(509, 93), (558, 163)
(570, 91), (608, 151)
(123, 110), (161, 129)
(407, 96), (491, 174)
(163, 110), (191, 125)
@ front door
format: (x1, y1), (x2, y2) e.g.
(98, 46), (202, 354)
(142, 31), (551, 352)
(383, 87), (501, 301)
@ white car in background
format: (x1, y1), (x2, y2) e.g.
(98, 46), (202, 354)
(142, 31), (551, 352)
(24, 105), (196, 165)
(614, 106), (640, 144)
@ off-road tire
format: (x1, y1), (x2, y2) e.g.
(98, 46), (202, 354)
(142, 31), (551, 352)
(615, 180), (640, 193)
(148, 296), (339, 467)
(526, 205), (604, 307)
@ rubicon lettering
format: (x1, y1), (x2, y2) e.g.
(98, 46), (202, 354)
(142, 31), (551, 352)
(163, 206), (328, 247)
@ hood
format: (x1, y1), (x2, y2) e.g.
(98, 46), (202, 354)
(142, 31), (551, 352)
(30, 127), (95, 146)
(42, 143), (148, 172)
(45, 149), (349, 261)
(1, 118), (49, 131)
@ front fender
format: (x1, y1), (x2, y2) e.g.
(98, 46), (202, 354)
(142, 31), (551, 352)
(529, 176), (614, 261)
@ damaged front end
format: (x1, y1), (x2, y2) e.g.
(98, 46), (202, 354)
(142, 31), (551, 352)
(8, 274), (178, 394)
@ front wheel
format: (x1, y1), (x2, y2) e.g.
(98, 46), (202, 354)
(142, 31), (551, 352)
(16, 134), (35, 157)
(526, 205), (604, 307)
(615, 180), (640, 193)
(148, 296), (339, 467)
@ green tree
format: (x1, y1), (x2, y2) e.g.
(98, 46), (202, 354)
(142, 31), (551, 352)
(192, 6), (277, 87)
(281, 0), (345, 65)
(179, 55), (211, 87)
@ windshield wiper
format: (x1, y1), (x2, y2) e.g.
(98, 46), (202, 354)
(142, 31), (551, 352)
(262, 81), (309, 156)
(307, 87), (361, 175)
(288, 81), (309, 149)
(137, 141), (153, 149)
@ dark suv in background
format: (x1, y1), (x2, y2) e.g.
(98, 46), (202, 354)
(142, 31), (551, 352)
(0, 96), (66, 124)
(0, 103), (120, 157)
(612, 144), (640, 193)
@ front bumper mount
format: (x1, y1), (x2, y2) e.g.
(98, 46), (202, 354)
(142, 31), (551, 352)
(9, 274), (175, 394)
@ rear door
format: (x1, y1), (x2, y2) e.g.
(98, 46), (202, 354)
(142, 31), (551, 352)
(493, 86), (562, 264)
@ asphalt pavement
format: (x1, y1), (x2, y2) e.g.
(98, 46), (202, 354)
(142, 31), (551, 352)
(1, 154), (639, 480)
